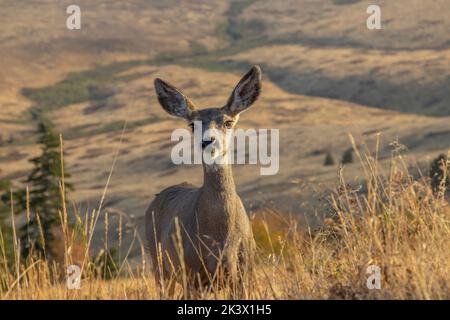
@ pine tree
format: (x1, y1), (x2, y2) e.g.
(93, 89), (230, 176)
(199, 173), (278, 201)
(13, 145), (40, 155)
(324, 152), (335, 166)
(17, 119), (73, 259)
(341, 148), (354, 164)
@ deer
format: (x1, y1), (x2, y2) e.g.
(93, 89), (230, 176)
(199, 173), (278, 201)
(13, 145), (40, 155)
(145, 66), (262, 296)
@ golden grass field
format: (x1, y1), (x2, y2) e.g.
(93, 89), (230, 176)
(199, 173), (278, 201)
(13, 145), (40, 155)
(1, 146), (449, 299)
(0, 0), (449, 299)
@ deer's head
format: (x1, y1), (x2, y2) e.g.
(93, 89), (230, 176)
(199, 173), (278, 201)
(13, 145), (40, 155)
(154, 66), (262, 163)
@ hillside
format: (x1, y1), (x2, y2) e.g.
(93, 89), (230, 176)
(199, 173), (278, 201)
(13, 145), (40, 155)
(240, 0), (450, 50)
(223, 45), (450, 116)
(2, 63), (448, 232)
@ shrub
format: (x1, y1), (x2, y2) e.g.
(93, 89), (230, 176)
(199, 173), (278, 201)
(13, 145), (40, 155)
(341, 148), (354, 164)
(324, 152), (335, 166)
(430, 153), (450, 195)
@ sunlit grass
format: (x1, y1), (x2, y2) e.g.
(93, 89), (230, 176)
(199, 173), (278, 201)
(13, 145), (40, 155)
(0, 137), (449, 300)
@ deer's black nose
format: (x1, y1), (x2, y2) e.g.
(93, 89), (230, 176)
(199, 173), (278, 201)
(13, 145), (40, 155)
(202, 137), (215, 149)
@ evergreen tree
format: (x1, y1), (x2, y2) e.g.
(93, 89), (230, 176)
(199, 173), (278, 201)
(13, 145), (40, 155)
(341, 148), (354, 164)
(430, 154), (450, 195)
(324, 152), (335, 166)
(16, 119), (73, 259)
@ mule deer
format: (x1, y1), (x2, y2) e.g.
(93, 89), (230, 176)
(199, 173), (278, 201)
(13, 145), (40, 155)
(145, 66), (261, 293)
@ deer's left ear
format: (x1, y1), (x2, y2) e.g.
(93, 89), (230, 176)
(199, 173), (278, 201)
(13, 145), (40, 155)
(154, 78), (196, 120)
(223, 65), (262, 116)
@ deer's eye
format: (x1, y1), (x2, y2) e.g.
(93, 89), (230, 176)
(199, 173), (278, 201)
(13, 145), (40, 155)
(224, 121), (234, 129)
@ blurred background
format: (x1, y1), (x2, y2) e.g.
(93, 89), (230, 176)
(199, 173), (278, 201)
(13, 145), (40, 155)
(0, 0), (449, 255)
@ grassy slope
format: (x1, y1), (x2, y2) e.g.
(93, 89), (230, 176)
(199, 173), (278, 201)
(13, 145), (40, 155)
(2, 152), (449, 299)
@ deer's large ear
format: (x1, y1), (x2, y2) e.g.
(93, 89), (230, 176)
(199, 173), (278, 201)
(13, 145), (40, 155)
(223, 65), (262, 116)
(154, 78), (196, 119)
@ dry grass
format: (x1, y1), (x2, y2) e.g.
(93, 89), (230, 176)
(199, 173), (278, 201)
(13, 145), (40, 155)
(0, 137), (449, 300)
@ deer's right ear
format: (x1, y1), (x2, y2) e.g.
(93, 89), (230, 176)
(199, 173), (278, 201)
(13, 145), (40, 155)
(154, 78), (196, 119)
(223, 65), (262, 116)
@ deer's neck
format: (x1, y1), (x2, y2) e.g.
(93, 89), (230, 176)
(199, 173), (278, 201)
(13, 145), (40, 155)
(201, 163), (236, 196)
(198, 163), (240, 228)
